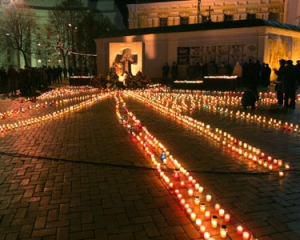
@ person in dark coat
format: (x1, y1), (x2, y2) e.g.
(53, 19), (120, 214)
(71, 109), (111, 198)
(0, 67), (8, 95)
(171, 61), (178, 81)
(241, 84), (259, 110)
(281, 60), (299, 109)
(162, 63), (170, 84)
(273, 59), (286, 105)
(261, 63), (271, 87)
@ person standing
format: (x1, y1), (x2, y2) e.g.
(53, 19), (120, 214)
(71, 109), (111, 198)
(162, 62), (170, 84)
(261, 63), (271, 87)
(0, 67), (8, 96)
(171, 61), (178, 82)
(232, 61), (243, 87)
(7, 65), (18, 97)
(273, 59), (286, 106)
(282, 60), (298, 109)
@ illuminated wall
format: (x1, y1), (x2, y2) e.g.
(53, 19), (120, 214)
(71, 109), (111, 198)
(127, 0), (294, 29)
(95, 24), (300, 82)
(109, 42), (143, 78)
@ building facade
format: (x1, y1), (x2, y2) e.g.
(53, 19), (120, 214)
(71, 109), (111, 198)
(0, 0), (125, 69)
(127, 0), (300, 29)
(95, 20), (300, 82)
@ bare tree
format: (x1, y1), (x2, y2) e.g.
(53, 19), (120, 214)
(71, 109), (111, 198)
(48, 0), (86, 70)
(0, 0), (37, 69)
(48, 0), (114, 74)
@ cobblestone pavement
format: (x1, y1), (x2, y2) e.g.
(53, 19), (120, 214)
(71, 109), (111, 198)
(0, 85), (300, 240)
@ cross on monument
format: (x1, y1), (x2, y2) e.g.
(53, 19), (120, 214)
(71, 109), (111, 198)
(206, 6), (214, 22)
(197, 0), (202, 23)
(115, 48), (138, 75)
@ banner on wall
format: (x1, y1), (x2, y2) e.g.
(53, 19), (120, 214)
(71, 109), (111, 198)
(109, 42), (143, 77)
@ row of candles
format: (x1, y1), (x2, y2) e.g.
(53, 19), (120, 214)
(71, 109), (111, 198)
(1, 88), (102, 122)
(141, 91), (299, 134)
(124, 90), (290, 177)
(115, 93), (257, 240)
(37, 86), (99, 100)
(0, 92), (110, 133)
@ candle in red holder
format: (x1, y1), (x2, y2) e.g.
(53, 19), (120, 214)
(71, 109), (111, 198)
(172, 168), (180, 181)
(224, 213), (231, 223)
(215, 203), (220, 211)
(205, 210), (211, 220)
(219, 209), (225, 217)
(237, 225), (243, 235)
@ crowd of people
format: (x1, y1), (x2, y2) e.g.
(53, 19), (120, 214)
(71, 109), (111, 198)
(161, 59), (300, 109)
(161, 59), (274, 88)
(273, 59), (300, 109)
(0, 64), (92, 98)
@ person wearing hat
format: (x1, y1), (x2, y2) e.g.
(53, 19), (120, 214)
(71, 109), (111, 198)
(281, 60), (299, 109)
(273, 59), (286, 105)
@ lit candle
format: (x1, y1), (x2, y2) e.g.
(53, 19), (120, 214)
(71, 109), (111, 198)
(172, 168), (180, 181)
(279, 169), (284, 177)
(194, 196), (200, 205)
(214, 203), (220, 212)
(237, 225), (243, 235)
(200, 203), (205, 212)
(206, 194), (212, 202)
(219, 209), (225, 217)
(180, 181), (185, 187)
(211, 215), (218, 228)
(200, 225), (206, 233)
(285, 162), (290, 170)
(224, 213), (231, 223)
(242, 231), (250, 240)
(199, 186), (204, 193)
(186, 208), (192, 215)
(203, 232), (210, 240)
(205, 210), (211, 220)
(220, 225), (227, 238)
(188, 189), (193, 196)
(268, 164), (273, 170)
(190, 212), (196, 221)
(195, 218), (202, 228)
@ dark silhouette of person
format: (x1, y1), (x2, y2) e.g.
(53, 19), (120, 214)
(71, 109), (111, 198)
(162, 62), (170, 84)
(273, 59), (286, 105)
(281, 60), (299, 109)
(171, 61), (178, 81)
(261, 63), (271, 87)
